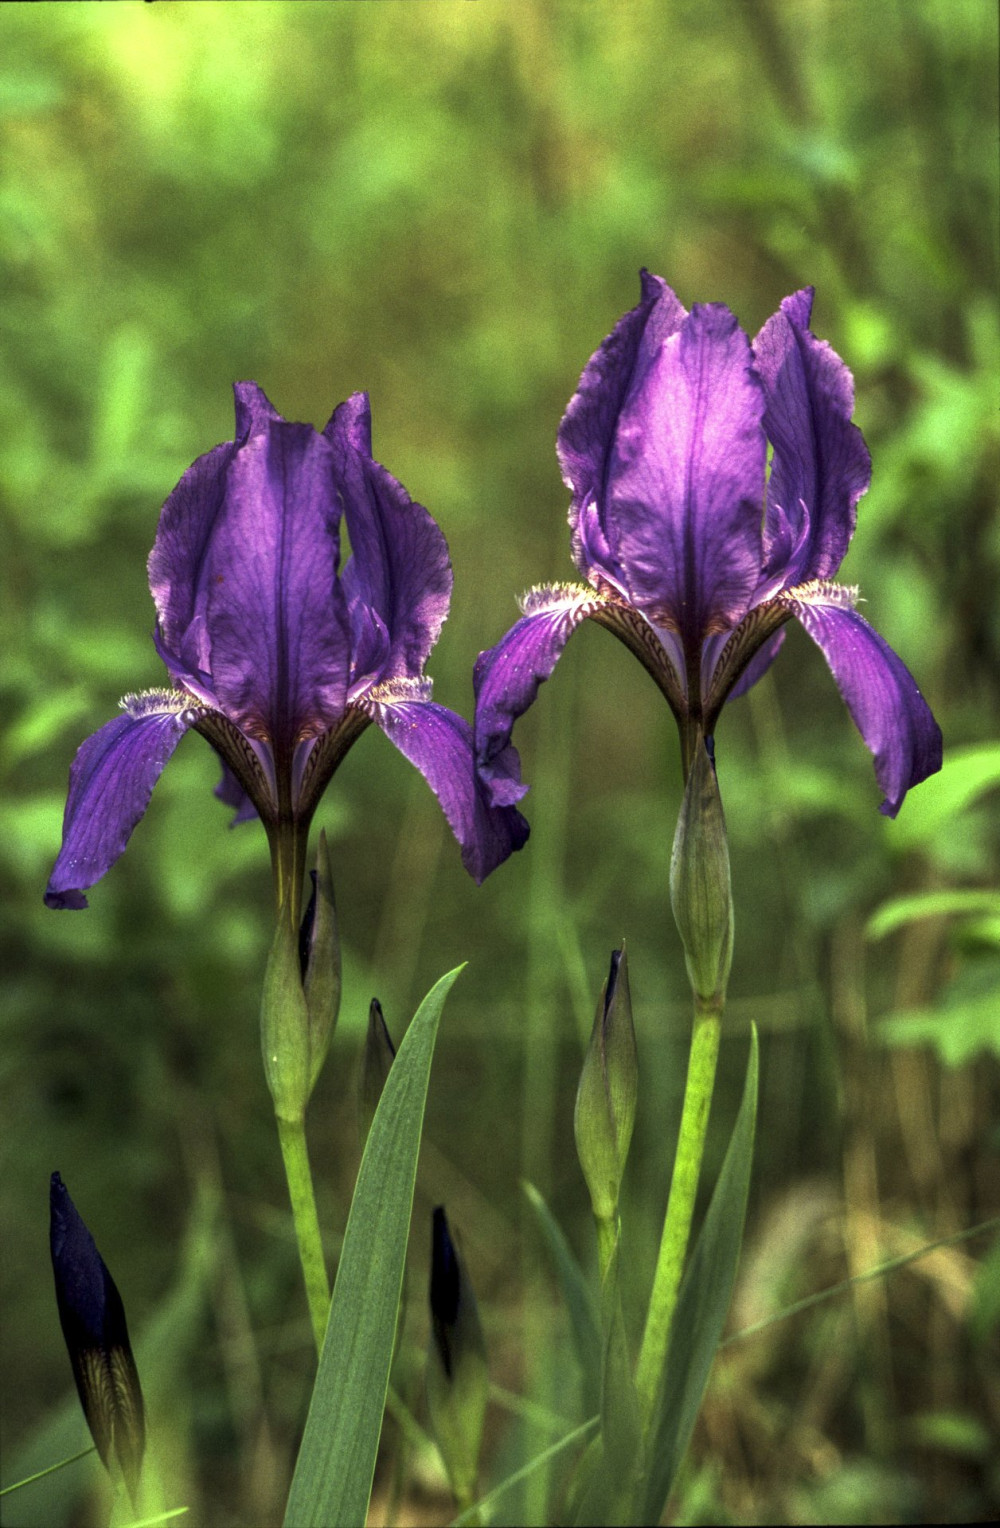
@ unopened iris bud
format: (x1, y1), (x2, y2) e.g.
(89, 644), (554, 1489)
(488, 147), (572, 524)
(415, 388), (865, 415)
(357, 998), (396, 1150)
(427, 1206), (488, 1508)
(49, 1173), (145, 1505)
(299, 830), (341, 1095)
(574, 946), (638, 1223)
(670, 735), (734, 1006)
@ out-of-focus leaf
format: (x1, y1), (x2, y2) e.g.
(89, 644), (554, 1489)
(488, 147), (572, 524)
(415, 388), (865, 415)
(905, 1410), (994, 1459)
(522, 1181), (601, 1415)
(283, 967), (460, 1528)
(643, 1026), (758, 1524)
(884, 745), (1000, 850)
(969, 1236), (1000, 1346)
(874, 994), (1000, 1066)
(867, 889), (1000, 941)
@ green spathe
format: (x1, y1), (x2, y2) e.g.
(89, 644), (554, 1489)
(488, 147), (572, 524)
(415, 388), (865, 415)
(260, 913), (311, 1123)
(574, 947), (638, 1223)
(670, 739), (734, 1005)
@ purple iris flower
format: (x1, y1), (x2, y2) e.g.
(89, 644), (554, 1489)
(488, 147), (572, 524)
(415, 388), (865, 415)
(46, 384), (528, 910)
(475, 273), (942, 815)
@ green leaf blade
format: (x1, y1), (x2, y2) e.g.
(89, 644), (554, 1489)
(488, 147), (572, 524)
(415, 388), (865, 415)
(283, 965), (462, 1528)
(522, 1180), (601, 1414)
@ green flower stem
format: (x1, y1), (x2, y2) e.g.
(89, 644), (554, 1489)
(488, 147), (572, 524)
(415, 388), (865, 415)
(276, 1113), (331, 1355)
(634, 996), (723, 1422)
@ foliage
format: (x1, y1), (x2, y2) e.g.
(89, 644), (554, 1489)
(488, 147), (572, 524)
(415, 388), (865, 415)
(1, 2), (997, 1525)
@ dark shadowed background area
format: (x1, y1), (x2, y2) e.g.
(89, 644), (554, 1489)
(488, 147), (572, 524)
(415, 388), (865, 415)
(1, 2), (998, 1524)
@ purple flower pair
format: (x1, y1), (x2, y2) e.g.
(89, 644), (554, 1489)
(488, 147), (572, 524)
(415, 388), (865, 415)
(46, 275), (941, 911)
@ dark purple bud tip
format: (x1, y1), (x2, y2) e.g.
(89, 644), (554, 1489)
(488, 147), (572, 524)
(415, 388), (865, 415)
(425, 1205), (488, 1500)
(298, 869), (319, 982)
(357, 998), (396, 1149)
(49, 1173), (145, 1503)
(604, 947), (623, 1017)
(430, 1205), (462, 1379)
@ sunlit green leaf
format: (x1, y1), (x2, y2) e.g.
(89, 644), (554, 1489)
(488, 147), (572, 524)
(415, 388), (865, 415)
(884, 745), (1000, 850)
(867, 889), (1000, 941)
(875, 994), (1000, 1066)
(282, 967), (461, 1528)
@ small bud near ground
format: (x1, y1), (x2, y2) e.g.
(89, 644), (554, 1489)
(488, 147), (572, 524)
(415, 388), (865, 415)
(426, 1205), (488, 1508)
(49, 1173), (145, 1506)
(574, 946), (638, 1225)
(670, 735), (734, 1007)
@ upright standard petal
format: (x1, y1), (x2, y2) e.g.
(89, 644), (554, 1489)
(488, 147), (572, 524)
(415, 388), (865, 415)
(204, 416), (352, 747)
(473, 585), (604, 807)
(148, 438), (240, 688)
(324, 393), (452, 684)
(45, 694), (198, 908)
(368, 683), (529, 883)
(608, 303), (767, 650)
(754, 290), (871, 587)
(784, 585), (943, 816)
(558, 271), (687, 589)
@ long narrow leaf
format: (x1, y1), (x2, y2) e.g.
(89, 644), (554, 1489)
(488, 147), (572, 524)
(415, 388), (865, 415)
(450, 1417), (599, 1528)
(643, 1025), (758, 1523)
(522, 1180), (601, 1413)
(283, 966), (462, 1528)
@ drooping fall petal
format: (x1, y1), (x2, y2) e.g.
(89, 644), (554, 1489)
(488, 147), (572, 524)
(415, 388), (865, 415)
(473, 585), (603, 807)
(784, 586), (943, 816)
(45, 694), (198, 909)
(369, 683), (529, 882)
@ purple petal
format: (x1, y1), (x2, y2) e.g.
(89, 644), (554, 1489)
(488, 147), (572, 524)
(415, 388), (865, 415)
(717, 626), (787, 703)
(474, 586), (603, 808)
(204, 408), (352, 746)
(148, 436), (239, 684)
(754, 291), (871, 587)
(368, 691), (529, 883)
(558, 271), (687, 589)
(785, 589), (942, 816)
(324, 393), (452, 684)
(45, 694), (197, 908)
(608, 303), (767, 650)
(213, 758), (258, 824)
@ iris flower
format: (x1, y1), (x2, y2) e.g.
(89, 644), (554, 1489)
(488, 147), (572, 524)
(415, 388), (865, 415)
(475, 273), (942, 813)
(46, 385), (528, 911)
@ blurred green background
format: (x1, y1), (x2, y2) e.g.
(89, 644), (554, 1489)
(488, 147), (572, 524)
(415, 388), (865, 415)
(1, 2), (998, 1524)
